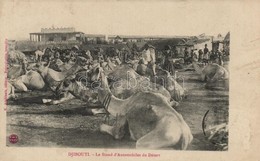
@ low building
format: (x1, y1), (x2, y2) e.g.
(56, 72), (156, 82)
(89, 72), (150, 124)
(176, 35), (213, 57)
(212, 34), (225, 51)
(29, 27), (85, 43)
(84, 34), (106, 44)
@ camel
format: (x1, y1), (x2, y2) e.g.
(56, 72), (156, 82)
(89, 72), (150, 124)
(35, 49), (44, 62)
(136, 63), (186, 101)
(7, 50), (28, 79)
(55, 78), (103, 115)
(9, 70), (45, 92)
(55, 60), (76, 72)
(192, 59), (229, 89)
(8, 50), (27, 65)
(7, 82), (17, 100)
(32, 56), (88, 104)
(56, 67), (193, 149)
(105, 65), (179, 106)
(77, 64), (178, 105)
(7, 63), (27, 79)
(32, 56), (86, 91)
(56, 65), (179, 110)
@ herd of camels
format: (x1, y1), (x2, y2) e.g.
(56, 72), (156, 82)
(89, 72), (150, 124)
(7, 49), (229, 150)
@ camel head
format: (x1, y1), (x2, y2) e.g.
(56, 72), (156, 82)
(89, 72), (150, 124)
(75, 56), (89, 68)
(150, 67), (170, 86)
(55, 76), (76, 95)
(31, 61), (50, 73)
(84, 63), (102, 83)
(55, 74), (97, 101)
(165, 75), (186, 101)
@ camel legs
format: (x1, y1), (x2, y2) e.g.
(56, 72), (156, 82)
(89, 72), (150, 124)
(100, 115), (127, 139)
(42, 92), (75, 105)
(12, 81), (28, 92)
(210, 69), (225, 82)
(7, 84), (17, 100)
(91, 108), (106, 115)
(136, 117), (182, 149)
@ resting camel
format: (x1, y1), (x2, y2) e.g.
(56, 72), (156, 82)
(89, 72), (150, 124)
(136, 63), (186, 101)
(192, 59), (229, 89)
(56, 66), (179, 114)
(78, 64), (177, 105)
(8, 50), (27, 64)
(8, 63), (27, 79)
(32, 56), (88, 104)
(7, 50), (28, 79)
(7, 82), (16, 100)
(105, 65), (179, 106)
(9, 70), (45, 92)
(56, 67), (193, 149)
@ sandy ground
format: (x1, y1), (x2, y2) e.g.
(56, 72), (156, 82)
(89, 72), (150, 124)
(6, 71), (228, 151)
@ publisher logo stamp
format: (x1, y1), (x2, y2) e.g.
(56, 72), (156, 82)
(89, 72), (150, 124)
(9, 134), (18, 144)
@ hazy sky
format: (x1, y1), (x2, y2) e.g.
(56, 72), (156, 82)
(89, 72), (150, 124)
(1, 1), (232, 40)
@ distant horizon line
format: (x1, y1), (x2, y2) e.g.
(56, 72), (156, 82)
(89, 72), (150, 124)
(9, 33), (219, 41)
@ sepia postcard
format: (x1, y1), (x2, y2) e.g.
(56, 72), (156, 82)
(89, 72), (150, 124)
(0, 0), (259, 161)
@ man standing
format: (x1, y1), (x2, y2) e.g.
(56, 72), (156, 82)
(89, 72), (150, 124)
(163, 45), (175, 75)
(184, 47), (190, 64)
(35, 47), (44, 62)
(141, 44), (156, 76)
(203, 44), (209, 65)
(204, 44), (209, 55)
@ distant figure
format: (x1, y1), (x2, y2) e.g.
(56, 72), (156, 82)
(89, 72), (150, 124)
(202, 50), (209, 65)
(163, 45), (175, 75)
(35, 48), (44, 62)
(96, 48), (104, 63)
(49, 51), (63, 71)
(84, 50), (93, 62)
(184, 47), (191, 64)
(203, 44), (209, 55)
(218, 51), (224, 66)
(198, 49), (203, 62)
(211, 49), (219, 63)
(120, 48), (131, 64)
(42, 47), (54, 62)
(141, 44), (156, 76)
(172, 46), (178, 58)
(192, 50), (198, 61)
(203, 44), (209, 65)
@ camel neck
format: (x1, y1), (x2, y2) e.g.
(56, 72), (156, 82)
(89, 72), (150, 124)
(40, 67), (49, 78)
(97, 72), (112, 101)
(98, 73), (127, 116)
(70, 81), (94, 102)
(63, 63), (81, 76)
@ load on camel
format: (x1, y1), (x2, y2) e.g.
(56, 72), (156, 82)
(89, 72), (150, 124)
(191, 58), (229, 89)
(56, 67), (193, 149)
(31, 56), (88, 104)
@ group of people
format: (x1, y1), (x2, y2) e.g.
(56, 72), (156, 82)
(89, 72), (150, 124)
(33, 42), (228, 76)
(183, 44), (226, 66)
